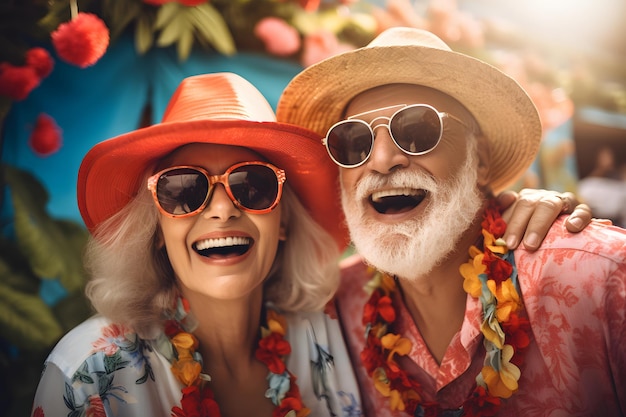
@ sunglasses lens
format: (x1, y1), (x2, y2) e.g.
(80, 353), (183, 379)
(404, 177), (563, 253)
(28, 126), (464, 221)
(156, 168), (209, 215)
(228, 165), (279, 211)
(390, 106), (442, 154)
(326, 121), (373, 166)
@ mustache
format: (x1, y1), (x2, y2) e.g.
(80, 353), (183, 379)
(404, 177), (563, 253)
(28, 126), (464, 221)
(354, 170), (439, 200)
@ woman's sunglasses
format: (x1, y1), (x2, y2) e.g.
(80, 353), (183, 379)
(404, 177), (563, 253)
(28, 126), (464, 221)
(147, 161), (286, 217)
(322, 104), (468, 168)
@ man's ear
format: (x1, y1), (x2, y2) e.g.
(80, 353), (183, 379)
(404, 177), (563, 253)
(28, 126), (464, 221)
(475, 134), (491, 188)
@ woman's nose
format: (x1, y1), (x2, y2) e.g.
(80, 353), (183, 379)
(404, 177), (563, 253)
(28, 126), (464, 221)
(201, 184), (241, 220)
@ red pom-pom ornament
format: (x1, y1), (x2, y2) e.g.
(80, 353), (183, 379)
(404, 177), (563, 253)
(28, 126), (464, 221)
(29, 114), (63, 156)
(0, 63), (40, 101)
(25, 47), (55, 78)
(51, 13), (110, 68)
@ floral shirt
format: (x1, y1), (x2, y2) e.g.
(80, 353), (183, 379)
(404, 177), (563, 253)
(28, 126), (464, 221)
(336, 217), (626, 417)
(31, 308), (363, 417)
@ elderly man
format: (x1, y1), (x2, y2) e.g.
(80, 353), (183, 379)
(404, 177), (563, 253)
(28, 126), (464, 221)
(277, 28), (625, 417)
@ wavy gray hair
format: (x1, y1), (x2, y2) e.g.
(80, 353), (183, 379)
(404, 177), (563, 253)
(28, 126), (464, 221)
(84, 180), (340, 337)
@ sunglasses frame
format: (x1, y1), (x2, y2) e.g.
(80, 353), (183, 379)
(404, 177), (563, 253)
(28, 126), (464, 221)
(322, 104), (468, 168)
(147, 161), (286, 217)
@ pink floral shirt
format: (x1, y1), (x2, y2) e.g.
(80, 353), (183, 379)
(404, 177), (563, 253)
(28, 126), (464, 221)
(336, 217), (626, 417)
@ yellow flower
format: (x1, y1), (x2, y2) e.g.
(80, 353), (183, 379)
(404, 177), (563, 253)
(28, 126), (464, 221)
(481, 345), (521, 398)
(267, 309), (287, 336)
(495, 278), (521, 322)
(171, 332), (198, 360)
(381, 333), (412, 363)
(373, 367), (391, 396)
(171, 357), (202, 386)
(296, 407), (311, 417)
(483, 230), (507, 255)
(460, 251), (486, 298)
(389, 389), (405, 411)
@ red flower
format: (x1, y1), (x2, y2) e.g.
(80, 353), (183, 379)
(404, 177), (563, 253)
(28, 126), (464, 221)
(86, 395), (106, 417)
(52, 13), (109, 68)
(377, 295), (396, 323)
(482, 250), (512, 283)
(255, 333), (291, 374)
(360, 340), (384, 372)
(363, 291), (396, 324)
(362, 290), (380, 324)
(25, 47), (54, 78)
(462, 386), (500, 416)
(32, 407), (45, 417)
(299, 0), (321, 12)
(481, 204), (507, 238)
(172, 386), (221, 417)
(502, 312), (531, 365)
(0, 63), (39, 100)
(29, 114), (62, 156)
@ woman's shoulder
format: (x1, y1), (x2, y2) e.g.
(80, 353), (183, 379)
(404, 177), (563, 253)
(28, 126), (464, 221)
(45, 315), (144, 377)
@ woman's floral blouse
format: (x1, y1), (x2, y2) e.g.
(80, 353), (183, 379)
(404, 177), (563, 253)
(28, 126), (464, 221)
(32, 308), (363, 417)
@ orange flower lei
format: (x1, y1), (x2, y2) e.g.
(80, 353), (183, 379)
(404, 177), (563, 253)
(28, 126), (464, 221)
(360, 200), (531, 416)
(167, 302), (310, 417)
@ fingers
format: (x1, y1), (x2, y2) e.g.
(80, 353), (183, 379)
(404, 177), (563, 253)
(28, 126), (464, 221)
(501, 190), (562, 251)
(498, 188), (589, 251)
(563, 203), (593, 232)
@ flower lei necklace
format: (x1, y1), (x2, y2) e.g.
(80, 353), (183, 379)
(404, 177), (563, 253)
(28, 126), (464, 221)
(360, 200), (531, 416)
(165, 298), (310, 417)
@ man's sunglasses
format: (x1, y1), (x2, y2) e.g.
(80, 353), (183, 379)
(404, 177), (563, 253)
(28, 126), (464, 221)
(147, 161), (286, 217)
(322, 104), (468, 168)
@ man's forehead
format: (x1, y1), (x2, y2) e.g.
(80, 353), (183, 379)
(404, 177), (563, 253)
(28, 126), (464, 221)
(345, 84), (471, 120)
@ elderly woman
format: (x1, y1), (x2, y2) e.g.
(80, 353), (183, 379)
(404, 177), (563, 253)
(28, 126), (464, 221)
(31, 73), (362, 417)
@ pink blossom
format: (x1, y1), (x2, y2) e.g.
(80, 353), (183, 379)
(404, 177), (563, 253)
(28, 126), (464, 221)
(300, 30), (355, 68)
(254, 17), (301, 57)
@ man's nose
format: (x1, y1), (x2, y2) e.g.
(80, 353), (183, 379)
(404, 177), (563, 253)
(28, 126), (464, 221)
(366, 125), (410, 174)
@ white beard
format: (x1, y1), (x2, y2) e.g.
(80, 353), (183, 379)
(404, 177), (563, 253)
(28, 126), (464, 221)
(341, 143), (484, 281)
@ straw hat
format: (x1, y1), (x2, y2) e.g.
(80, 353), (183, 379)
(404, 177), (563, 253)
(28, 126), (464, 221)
(277, 27), (542, 192)
(77, 72), (347, 250)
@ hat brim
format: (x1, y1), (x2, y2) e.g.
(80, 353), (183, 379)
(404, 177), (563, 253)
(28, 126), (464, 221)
(77, 119), (348, 250)
(277, 44), (542, 192)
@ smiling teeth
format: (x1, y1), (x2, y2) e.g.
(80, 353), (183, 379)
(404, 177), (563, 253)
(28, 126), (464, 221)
(195, 237), (250, 250)
(371, 188), (422, 202)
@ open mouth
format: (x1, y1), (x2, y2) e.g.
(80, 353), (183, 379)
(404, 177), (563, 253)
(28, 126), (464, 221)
(369, 188), (428, 214)
(193, 236), (252, 258)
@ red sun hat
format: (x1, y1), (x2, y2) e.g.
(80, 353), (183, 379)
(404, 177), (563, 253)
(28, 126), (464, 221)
(77, 72), (348, 250)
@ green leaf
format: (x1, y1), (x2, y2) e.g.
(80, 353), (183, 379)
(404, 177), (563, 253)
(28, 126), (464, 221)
(135, 13), (155, 54)
(156, 12), (187, 47)
(0, 283), (63, 350)
(176, 23), (194, 61)
(0, 240), (40, 294)
(103, 0), (145, 40)
(3, 164), (88, 292)
(52, 220), (89, 293)
(189, 3), (236, 55)
(11, 190), (67, 280)
(154, 2), (183, 30)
